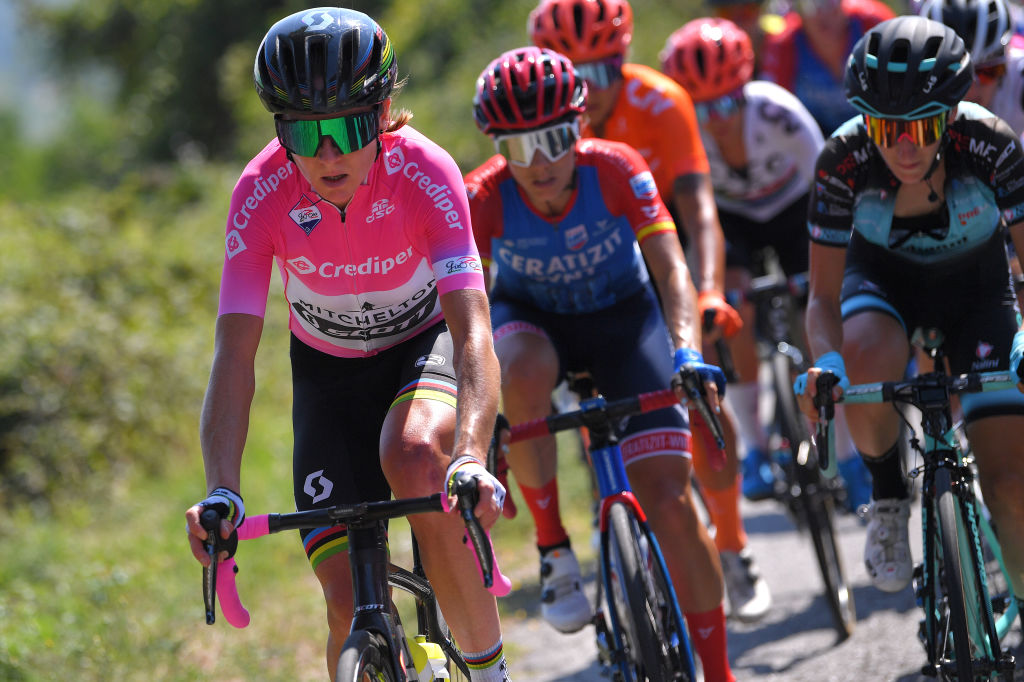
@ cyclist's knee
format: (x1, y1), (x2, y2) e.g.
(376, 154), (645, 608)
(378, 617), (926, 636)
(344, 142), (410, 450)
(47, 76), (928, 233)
(381, 439), (444, 497)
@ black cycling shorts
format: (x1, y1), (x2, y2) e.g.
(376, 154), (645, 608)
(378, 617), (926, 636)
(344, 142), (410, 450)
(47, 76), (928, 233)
(289, 321), (456, 569)
(718, 193), (810, 275)
(840, 230), (1024, 423)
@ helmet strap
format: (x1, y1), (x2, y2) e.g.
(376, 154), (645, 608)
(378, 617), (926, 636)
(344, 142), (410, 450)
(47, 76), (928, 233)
(921, 135), (949, 203)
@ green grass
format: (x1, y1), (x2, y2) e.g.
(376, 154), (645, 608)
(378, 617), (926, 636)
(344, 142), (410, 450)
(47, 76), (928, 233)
(0, 303), (595, 680)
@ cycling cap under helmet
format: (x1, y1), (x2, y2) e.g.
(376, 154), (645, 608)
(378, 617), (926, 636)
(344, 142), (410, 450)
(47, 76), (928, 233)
(474, 47), (587, 135)
(660, 18), (755, 102)
(845, 15), (973, 119)
(528, 0), (634, 63)
(918, 0), (1012, 64)
(254, 7), (397, 115)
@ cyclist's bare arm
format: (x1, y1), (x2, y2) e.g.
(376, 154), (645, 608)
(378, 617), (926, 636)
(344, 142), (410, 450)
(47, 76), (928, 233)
(439, 288), (502, 527)
(186, 312), (263, 565)
(800, 242), (848, 416)
(640, 230), (701, 352)
(672, 172), (726, 294)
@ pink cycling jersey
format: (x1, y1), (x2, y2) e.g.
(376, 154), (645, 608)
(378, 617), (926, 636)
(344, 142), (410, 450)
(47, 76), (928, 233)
(219, 126), (485, 358)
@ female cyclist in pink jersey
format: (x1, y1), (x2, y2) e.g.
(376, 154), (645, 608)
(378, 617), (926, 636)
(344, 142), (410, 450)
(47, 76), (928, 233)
(466, 46), (737, 682)
(183, 8), (510, 681)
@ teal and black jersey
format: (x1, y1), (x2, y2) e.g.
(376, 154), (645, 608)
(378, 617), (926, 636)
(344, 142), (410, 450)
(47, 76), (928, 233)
(808, 103), (1024, 265)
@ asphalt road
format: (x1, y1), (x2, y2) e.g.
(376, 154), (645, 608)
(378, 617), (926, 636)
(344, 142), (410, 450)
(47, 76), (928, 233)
(501, 494), (1024, 681)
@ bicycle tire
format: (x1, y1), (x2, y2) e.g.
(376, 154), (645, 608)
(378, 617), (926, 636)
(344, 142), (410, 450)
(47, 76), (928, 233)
(771, 352), (856, 639)
(606, 502), (675, 682)
(335, 629), (399, 682)
(935, 466), (998, 681)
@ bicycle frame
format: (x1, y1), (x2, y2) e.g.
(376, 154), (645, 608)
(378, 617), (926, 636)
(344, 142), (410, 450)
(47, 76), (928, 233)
(837, 352), (1018, 679)
(582, 395), (697, 682)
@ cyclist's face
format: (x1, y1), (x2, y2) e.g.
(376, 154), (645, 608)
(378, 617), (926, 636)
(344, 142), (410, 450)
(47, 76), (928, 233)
(583, 79), (623, 130)
(286, 105), (386, 209)
(876, 136), (943, 185)
(507, 146), (577, 212)
(965, 79), (998, 109)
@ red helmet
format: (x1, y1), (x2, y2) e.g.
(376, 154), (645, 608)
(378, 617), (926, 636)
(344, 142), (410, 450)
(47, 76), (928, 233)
(660, 18), (754, 102)
(528, 0), (634, 63)
(473, 47), (587, 134)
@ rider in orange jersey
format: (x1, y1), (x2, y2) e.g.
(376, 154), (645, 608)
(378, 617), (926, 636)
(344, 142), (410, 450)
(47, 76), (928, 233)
(527, 0), (771, 623)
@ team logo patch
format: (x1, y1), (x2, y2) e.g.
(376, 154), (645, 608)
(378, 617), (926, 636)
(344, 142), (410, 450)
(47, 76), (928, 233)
(629, 171), (658, 200)
(226, 230), (247, 259)
(289, 195), (323, 235)
(415, 354), (446, 367)
(366, 198), (396, 223)
(286, 256), (316, 275)
(976, 341), (994, 359)
(385, 146), (406, 175)
(565, 224), (588, 251)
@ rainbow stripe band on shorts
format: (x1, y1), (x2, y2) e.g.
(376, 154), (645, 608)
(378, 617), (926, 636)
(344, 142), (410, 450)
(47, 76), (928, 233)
(391, 377), (458, 410)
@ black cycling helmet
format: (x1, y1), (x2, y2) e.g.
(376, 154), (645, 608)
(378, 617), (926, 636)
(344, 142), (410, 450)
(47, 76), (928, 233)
(845, 15), (974, 119)
(918, 0), (1012, 65)
(254, 7), (397, 115)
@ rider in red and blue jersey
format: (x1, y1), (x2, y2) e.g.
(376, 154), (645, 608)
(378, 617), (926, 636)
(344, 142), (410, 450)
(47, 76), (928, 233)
(184, 9), (511, 681)
(466, 46), (737, 682)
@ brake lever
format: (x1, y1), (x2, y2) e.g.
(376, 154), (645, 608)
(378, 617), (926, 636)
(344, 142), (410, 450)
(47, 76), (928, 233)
(813, 372), (840, 475)
(673, 367), (726, 450)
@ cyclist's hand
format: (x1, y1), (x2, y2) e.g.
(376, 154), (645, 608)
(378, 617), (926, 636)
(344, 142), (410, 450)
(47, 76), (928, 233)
(673, 348), (726, 411)
(444, 456), (506, 529)
(698, 290), (743, 340)
(185, 486), (244, 567)
(1011, 329), (1024, 392)
(793, 351), (849, 419)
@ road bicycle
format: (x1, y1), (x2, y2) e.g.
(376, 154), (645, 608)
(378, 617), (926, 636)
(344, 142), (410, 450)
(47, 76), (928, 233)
(507, 369), (724, 682)
(716, 269), (856, 640)
(814, 328), (1019, 680)
(199, 471), (511, 682)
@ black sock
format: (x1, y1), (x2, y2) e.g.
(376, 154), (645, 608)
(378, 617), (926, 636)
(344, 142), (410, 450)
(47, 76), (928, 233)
(861, 443), (909, 500)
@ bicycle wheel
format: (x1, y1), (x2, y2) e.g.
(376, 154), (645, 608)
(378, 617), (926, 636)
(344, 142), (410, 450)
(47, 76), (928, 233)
(606, 502), (691, 682)
(335, 629), (399, 682)
(934, 466), (1000, 680)
(772, 352), (856, 639)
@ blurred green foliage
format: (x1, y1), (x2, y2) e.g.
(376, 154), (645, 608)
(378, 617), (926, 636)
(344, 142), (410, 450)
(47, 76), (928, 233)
(0, 0), (705, 504)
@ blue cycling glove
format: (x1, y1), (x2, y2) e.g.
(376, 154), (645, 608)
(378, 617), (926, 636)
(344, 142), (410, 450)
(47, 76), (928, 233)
(674, 348), (727, 397)
(1011, 330), (1024, 383)
(793, 350), (850, 396)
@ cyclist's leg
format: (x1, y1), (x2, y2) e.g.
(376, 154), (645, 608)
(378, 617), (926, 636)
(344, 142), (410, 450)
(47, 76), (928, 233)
(490, 301), (591, 633)
(951, 291), (1024, 604)
(378, 324), (509, 679)
(588, 288), (734, 680)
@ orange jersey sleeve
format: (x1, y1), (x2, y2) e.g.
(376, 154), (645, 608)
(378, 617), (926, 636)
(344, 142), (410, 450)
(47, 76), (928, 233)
(581, 63), (710, 201)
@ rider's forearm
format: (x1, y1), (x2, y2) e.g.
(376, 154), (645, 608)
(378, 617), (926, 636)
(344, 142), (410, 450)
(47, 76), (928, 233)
(658, 268), (701, 352)
(199, 356), (255, 492)
(451, 327), (501, 463)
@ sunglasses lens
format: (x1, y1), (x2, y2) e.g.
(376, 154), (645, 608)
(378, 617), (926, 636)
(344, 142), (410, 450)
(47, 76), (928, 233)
(695, 91), (744, 124)
(495, 122), (580, 167)
(576, 57), (623, 90)
(276, 111), (379, 157)
(976, 62), (1007, 84)
(863, 113), (946, 147)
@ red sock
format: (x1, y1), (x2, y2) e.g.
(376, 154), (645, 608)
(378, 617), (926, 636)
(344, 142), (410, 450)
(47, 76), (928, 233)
(517, 478), (569, 549)
(684, 604), (735, 682)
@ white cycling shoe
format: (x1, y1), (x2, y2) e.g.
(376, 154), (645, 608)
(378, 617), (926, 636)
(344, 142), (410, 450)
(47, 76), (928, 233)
(863, 497), (913, 593)
(721, 548), (772, 623)
(539, 547), (592, 633)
